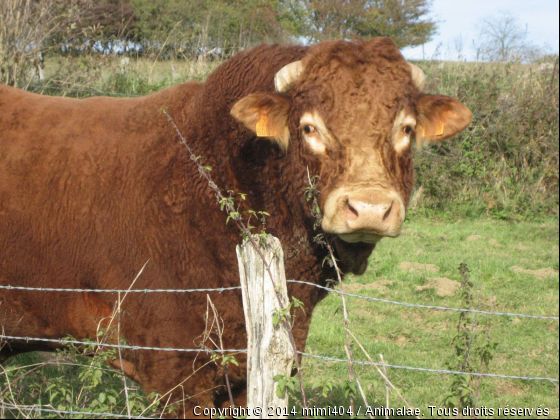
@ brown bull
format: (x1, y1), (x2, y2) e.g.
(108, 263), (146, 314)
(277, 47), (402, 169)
(0, 39), (471, 415)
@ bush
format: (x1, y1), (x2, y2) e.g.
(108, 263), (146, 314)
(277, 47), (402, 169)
(411, 60), (559, 220)
(0, 340), (163, 419)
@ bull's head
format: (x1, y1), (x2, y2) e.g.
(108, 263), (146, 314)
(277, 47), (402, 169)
(231, 39), (472, 274)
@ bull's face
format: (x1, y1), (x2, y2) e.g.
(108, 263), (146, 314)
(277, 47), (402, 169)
(232, 39), (472, 274)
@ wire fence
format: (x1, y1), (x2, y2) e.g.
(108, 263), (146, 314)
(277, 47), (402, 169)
(0, 334), (246, 354)
(1, 332), (556, 384)
(1, 282), (557, 320)
(298, 352), (559, 382)
(289, 280), (560, 320)
(1, 280), (558, 384)
(0, 284), (242, 294)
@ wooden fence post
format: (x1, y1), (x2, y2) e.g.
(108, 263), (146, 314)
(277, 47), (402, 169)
(237, 235), (294, 419)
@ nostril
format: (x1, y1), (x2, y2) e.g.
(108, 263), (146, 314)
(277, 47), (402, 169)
(382, 202), (394, 221)
(346, 200), (359, 220)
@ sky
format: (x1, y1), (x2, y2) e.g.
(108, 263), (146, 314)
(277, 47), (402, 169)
(402, 0), (560, 61)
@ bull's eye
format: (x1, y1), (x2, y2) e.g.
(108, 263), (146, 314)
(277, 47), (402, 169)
(303, 124), (316, 135)
(403, 125), (413, 135)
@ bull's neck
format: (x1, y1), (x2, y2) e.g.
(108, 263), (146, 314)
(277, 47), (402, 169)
(154, 45), (335, 285)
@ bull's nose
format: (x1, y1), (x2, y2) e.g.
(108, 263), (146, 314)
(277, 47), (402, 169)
(345, 198), (403, 237)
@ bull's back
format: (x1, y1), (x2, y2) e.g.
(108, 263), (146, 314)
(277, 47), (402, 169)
(0, 85), (164, 289)
(0, 82), (205, 345)
(1, 86), (137, 237)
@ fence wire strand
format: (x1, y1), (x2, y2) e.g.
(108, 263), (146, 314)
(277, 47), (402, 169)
(297, 352), (559, 382)
(3, 281), (556, 320)
(0, 334), (246, 354)
(287, 280), (560, 320)
(1, 333), (557, 383)
(0, 284), (241, 294)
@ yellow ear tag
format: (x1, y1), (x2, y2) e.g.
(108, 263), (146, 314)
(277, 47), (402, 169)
(256, 112), (277, 137)
(425, 121), (445, 137)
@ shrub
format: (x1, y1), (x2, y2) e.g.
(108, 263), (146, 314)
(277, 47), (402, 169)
(411, 60), (559, 220)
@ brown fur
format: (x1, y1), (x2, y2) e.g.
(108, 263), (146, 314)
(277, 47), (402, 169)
(0, 39), (470, 416)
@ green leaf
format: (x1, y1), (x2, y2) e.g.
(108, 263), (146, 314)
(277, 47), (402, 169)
(50, 392), (59, 404)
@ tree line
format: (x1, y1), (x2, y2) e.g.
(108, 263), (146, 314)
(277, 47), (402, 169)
(3, 0), (437, 57)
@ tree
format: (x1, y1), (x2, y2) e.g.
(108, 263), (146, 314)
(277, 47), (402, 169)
(130, 0), (295, 57)
(475, 12), (541, 63)
(0, 0), (88, 86)
(83, 0), (137, 53)
(301, 0), (437, 47)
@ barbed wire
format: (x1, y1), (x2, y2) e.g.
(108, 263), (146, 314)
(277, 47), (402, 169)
(0, 284), (241, 294)
(287, 280), (560, 320)
(0, 404), (155, 419)
(2, 333), (557, 383)
(297, 352), (559, 383)
(0, 334), (246, 355)
(2, 281), (557, 320)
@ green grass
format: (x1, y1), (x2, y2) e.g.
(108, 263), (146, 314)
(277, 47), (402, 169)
(297, 217), (559, 418)
(0, 345), (159, 419)
(37, 54), (219, 95)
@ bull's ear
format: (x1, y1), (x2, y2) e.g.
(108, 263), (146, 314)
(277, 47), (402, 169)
(231, 92), (291, 151)
(416, 95), (472, 144)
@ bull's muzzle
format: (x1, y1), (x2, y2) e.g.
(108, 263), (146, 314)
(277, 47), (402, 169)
(322, 189), (405, 243)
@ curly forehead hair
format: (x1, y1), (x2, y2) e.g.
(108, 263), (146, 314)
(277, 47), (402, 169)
(293, 39), (418, 123)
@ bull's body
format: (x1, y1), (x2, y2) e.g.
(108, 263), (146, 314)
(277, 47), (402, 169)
(0, 40), (471, 414)
(0, 44), (325, 410)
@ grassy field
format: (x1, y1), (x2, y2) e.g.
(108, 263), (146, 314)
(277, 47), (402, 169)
(298, 216), (559, 418)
